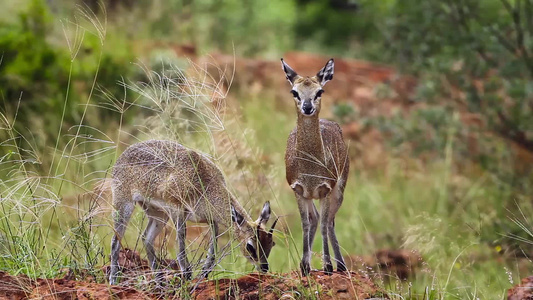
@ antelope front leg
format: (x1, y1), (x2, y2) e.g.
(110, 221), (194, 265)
(319, 198), (333, 274)
(328, 219), (346, 272)
(328, 186), (347, 272)
(109, 198), (135, 285)
(198, 222), (218, 279)
(296, 194), (319, 275)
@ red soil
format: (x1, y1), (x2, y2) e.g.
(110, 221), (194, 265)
(508, 276), (533, 300)
(345, 249), (423, 281)
(0, 270), (385, 299)
(0, 271), (148, 300)
(0, 249), (386, 299)
(193, 271), (384, 299)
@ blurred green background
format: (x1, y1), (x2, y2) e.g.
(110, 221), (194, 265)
(0, 0), (532, 298)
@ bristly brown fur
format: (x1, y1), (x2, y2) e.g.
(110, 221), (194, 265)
(108, 140), (276, 284)
(281, 58), (349, 275)
(302, 78), (314, 86)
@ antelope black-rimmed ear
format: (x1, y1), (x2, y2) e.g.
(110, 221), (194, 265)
(231, 205), (245, 227)
(281, 58), (299, 85)
(256, 201), (271, 225)
(316, 58), (334, 86)
(269, 217), (279, 234)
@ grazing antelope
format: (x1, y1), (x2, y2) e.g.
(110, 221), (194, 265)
(108, 140), (277, 285)
(281, 58), (349, 275)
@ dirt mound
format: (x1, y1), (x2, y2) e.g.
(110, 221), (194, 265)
(345, 249), (423, 281)
(0, 248), (386, 299)
(0, 271), (148, 300)
(508, 276), (533, 300)
(194, 271), (385, 299)
(0, 270), (385, 300)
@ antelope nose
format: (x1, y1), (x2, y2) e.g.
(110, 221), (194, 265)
(260, 263), (269, 273)
(302, 102), (313, 115)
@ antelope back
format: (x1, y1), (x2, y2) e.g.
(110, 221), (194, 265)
(112, 140), (227, 206)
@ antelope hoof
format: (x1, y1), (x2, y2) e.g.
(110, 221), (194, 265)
(197, 269), (212, 279)
(154, 270), (166, 283)
(108, 269), (123, 285)
(182, 268), (192, 280)
(337, 263), (347, 272)
(300, 261), (311, 276)
(324, 263), (333, 275)
(109, 277), (119, 285)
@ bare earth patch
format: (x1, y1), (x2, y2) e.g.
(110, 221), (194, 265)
(0, 270), (385, 299)
(0, 250), (386, 299)
(0, 271), (148, 300)
(193, 271), (384, 299)
(345, 249), (423, 281)
(508, 276), (533, 300)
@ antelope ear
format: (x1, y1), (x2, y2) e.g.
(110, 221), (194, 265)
(281, 58), (300, 85)
(231, 205), (245, 227)
(316, 58), (334, 86)
(269, 217), (279, 234)
(256, 201), (271, 225)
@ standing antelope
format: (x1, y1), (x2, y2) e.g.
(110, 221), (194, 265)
(281, 58), (349, 275)
(108, 140), (277, 285)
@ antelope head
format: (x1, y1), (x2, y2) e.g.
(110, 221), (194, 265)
(231, 201), (278, 272)
(281, 58), (334, 117)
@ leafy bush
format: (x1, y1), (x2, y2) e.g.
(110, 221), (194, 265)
(0, 0), (136, 160)
(368, 0), (533, 188)
(0, 0), (70, 121)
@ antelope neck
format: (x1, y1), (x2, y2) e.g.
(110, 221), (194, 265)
(296, 114), (324, 161)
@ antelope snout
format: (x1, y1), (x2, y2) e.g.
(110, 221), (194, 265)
(260, 263), (269, 273)
(301, 101), (314, 115)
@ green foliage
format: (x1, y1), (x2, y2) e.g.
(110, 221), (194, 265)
(0, 0), (138, 162)
(119, 0), (297, 57)
(292, 0), (393, 56)
(0, 0), (69, 117)
(367, 0), (533, 191)
(332, 102), (356, 124)
(201, 0), (296, 56)
(373, 107), (462, 156)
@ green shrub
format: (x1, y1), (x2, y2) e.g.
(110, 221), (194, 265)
(0, 0), (137, 162)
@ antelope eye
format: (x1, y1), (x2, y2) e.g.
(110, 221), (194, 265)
(315, 90), (324, 99)
(290, 90), (300, 99)
(246, 242), (258, 260)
